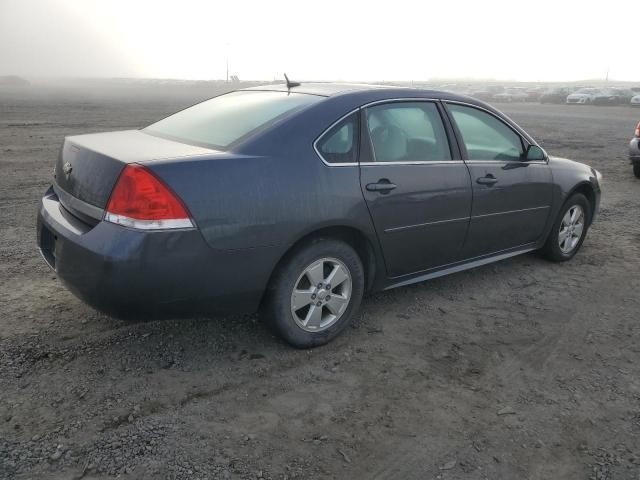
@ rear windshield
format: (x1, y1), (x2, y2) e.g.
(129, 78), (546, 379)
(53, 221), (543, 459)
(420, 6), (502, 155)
(144, 90), (322, 149)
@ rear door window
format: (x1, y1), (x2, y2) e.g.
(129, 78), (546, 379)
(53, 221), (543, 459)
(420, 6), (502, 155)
(364, 102), (452, 162)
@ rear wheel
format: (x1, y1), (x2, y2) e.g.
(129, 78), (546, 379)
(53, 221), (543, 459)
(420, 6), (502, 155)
(264, 238), (364, 348)
(541, 193), (591, 262)
(634, 163), (640, 179)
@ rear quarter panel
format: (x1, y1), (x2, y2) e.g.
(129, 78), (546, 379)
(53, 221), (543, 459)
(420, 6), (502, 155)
(145, 99), (382, 281)
(148, 154), (374, 251)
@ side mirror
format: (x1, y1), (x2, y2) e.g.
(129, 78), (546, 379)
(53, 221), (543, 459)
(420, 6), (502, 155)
(526, 144), (546, 161)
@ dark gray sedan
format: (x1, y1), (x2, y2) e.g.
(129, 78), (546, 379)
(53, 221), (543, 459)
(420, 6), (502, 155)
(37, 84), (602, 347)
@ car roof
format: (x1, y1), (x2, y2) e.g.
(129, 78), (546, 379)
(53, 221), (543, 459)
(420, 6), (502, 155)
(246, 82), (398, 97)
(243, 82), (481, 108)
(244, 82), (464, 99)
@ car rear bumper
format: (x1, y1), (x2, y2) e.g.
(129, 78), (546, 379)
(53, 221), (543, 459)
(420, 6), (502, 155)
(37, 186), (275, 318)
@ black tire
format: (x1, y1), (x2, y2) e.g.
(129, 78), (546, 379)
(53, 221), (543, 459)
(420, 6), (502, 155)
(634, 163), (640, 179)
(264, 238), (364, 348)
(541, 193), (591, 262)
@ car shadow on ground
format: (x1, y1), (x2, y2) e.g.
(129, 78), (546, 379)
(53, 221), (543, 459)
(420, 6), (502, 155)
(63, 250), (548, 359)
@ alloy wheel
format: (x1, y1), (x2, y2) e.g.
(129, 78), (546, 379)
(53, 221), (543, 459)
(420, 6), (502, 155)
(290, 257), (352, 332)
(558, 205), (585, 254)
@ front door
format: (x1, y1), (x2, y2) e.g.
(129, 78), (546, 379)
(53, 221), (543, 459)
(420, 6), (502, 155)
(444, 102), (553, 259)
(359, 101), (472, 277)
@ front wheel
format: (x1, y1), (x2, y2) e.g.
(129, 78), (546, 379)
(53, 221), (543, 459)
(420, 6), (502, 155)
(264, 238), (364, 348)
(541, 193), (591, 262)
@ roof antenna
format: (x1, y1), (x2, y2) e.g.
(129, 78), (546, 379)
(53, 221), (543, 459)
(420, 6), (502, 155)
(284, 73), (300, 89)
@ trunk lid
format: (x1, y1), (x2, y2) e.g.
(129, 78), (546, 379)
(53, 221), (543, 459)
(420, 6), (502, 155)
(54, 130), (217, 209)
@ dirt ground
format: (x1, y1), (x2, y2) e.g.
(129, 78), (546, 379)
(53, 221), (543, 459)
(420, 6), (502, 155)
(1, 84), (639, 480)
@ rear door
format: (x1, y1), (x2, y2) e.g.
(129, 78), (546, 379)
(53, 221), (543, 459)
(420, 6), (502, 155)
(359, 100), (472, 277)
(444, 102), (553, 258)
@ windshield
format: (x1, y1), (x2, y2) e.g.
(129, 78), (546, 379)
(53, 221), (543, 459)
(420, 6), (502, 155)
(144, 90), (323, 149)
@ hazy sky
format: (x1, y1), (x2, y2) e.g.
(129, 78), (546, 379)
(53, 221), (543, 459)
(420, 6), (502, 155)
(0, 0), (638, 82)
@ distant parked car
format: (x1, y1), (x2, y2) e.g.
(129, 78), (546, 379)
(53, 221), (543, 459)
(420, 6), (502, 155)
(566, 88), (600, 104)
(611, 88), (635, 104)
(592, 88), (627, 105)
(540, 87), (573, 104)
(630, 121), (640, 178)
(493, 88), (529, 103)
(525, 87), (545, 102)
(567, 88), (620, 105)
(469, 86), (504, 101)
(631, 95), (640, 107)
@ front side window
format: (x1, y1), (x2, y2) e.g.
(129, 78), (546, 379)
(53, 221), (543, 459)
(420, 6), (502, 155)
(447, 104), (524, 161)
(145, 90), (322, 149)
(316, 113), (359, 164)
(364, 102), (452, 162)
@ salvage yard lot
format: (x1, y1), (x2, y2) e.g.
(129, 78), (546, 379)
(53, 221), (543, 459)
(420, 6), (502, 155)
(1, 84), (639, 480)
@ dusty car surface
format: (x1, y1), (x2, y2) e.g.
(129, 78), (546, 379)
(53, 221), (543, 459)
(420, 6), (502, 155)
(37, 83), (602, 347)
(630, 121), (640, 178)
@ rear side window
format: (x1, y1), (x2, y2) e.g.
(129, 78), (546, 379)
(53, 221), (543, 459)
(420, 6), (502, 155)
(447, 104), (524, 161)
(316, 113), (359, 164)
(364, 102), (452, 162)
(144, 91), (322, 149)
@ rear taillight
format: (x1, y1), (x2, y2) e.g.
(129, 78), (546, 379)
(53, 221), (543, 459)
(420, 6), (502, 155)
(635, 122), (640, 137)
(104, 164), (194, 230)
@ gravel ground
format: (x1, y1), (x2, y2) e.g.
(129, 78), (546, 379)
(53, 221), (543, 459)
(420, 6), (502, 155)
(1, 84), (639, 480)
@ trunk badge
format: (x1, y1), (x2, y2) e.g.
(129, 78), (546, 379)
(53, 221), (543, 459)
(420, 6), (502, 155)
(63, 162), (73, 176)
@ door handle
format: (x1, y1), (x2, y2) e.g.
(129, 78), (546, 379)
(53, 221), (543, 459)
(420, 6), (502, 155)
(476, 174), (498, 186)
(366, 180), (397, 193)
